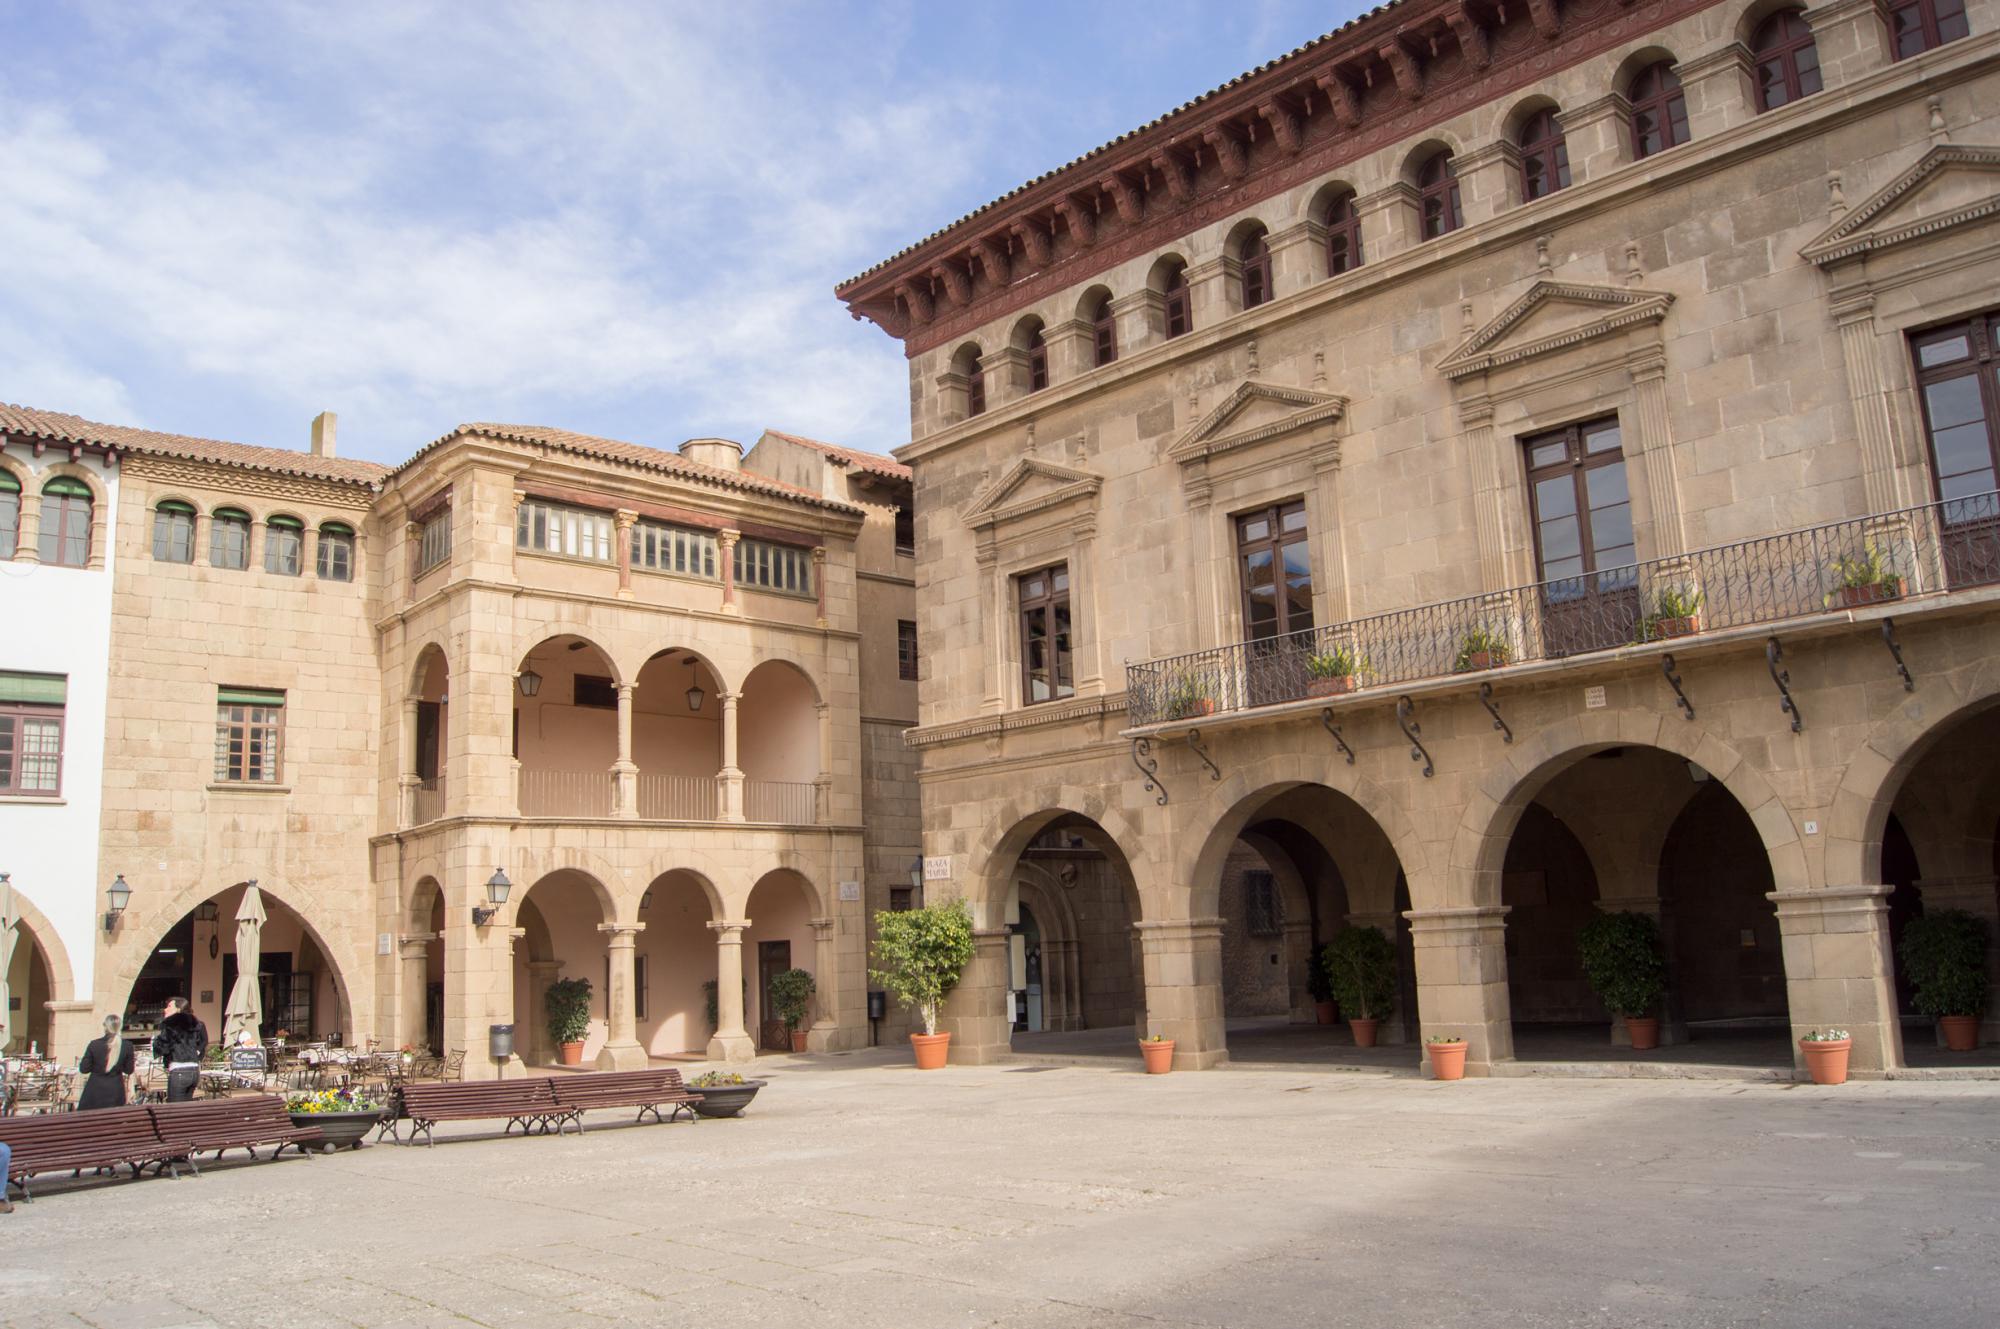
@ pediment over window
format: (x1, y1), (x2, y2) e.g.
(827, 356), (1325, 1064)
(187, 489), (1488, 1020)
(1166, 381), (1347, 466)
(961, 455), (1101, 531)
(1439, 281), (1674, 381)
(1801, 145), (2000, 268)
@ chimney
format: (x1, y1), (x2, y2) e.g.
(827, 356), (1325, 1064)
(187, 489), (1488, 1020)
(310, 411), (337, 458)
(679, 437), (742, 472)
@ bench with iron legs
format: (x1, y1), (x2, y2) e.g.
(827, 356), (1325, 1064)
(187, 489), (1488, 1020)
(396, 1079), (580, 1147)
(548, 1069), (705, 1126)
(0, 1105), (183, 1201)
(149, 1096), (325, 1173)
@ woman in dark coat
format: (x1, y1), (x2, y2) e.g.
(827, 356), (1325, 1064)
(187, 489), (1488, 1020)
(78, 1014), (136, 1110)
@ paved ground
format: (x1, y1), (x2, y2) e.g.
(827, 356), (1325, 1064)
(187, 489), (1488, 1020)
(4, 1053), (1996, 1328)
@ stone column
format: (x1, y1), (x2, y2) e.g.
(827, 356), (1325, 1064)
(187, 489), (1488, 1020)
(1830, 290), (1910, 514)
(1355, 184), (1416, 263)
(1629, 348), (1687, 558)
(813, 701), (833, 824)
(718, 691), (745, 821)
(807, 916), (840, 1051)
(12, 491), (38, 567)
(1043, 317), (1093, 381)
(1769, 884), (1903, 1071)
(1072, 512), (1105, 691)
(1306, 435), (1350, 621)
(1913, 875), (2000, 1044)
(976, 536), (1006, 713)
(1806, 0), (1892, 90)
(1453, 141), (1518, 226)
(1678, 43), (1758, 142)
(718, 528), (741, 614)
(1404, 905), (1513, 1072)
(1458, 390), (1514, 591)
(1283, 919), (1316, 1023)
(613, 682), (638, 819)
(192, 511), (210, 567)
(812, 546), (828, 627)
(1183, 255), (1238, 329)
(1267, 220), (1326, 298)
(523, 959), (561, 1068)
(937, 926), (1013, 1064)
(249, 518), (268, 575)
(398, 935), (433, 1052)
(595, 923), (648, 1070)
(1135, 918), (1228, 1069)
(614, 509), (637, 599)
(1556, 95), (1630, 186)
(984, 346), (1032, 407)
(1109, 289), (1164, 357)
(397, 695), (420, 829)
(706, 920), (756, 1063)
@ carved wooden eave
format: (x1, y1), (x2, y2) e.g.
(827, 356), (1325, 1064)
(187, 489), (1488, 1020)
(1800, 145), (2000, 269)
(1438, 281), (1675, 381)
(1167, 381), (1348, 467)
(961, 455), (1103, 531)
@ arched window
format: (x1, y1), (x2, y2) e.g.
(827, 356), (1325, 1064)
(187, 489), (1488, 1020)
(1629, 62), (1688, 158)
(38, 477), (92, 568)
(1162, 262), (1191, 338)
(1417, 152), (1462, 240)
(1027, 325), (1049, 392)
(1239, 228), (1273, 309)
(317, 523), (355, 582)
(152, 501), (197, 564)
(1752, 11), (1822, 110)
(1889, 0), (1970, 59)
(1518, 109), (1571, 200)
(211, 507), (251, 570)
(967, 356), (986, 417)
(1090, 294), (1118, 367)
(1323, 192), (1363, 276)
(0, 472), (19, 560)
(265, 514), (305, 576)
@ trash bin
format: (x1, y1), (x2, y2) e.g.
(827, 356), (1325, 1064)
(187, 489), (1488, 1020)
(488, 1023), (515, 1060)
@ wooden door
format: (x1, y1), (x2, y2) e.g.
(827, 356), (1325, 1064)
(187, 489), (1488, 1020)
(757, 941), (791, 1052)
(1525, 419), (1640, 658)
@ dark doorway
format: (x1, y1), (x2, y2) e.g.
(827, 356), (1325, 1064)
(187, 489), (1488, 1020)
(757, 940), (791, 1052)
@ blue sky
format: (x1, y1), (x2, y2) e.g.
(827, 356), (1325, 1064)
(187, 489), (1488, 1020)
(1, 1), (1366, 466)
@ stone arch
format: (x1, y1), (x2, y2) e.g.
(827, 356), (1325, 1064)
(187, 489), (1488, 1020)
(505, 861), (622, 925)
(968, 789), (1156, 927)
(1500, 92), (1563, 143)
(406, 875), (445, 929)
(0, 451), (31, 492)
(1401, 135), (1464, 184)
(740, 652), (825, 706)
(643, 865), (725, 921)
(406, 639), (451, 699)
(1307, 179), (1362, 225)
(1009, 313), (1046, 352)
(1612, 44), (1682, 96)
(517, 630), (624, 686)
(949, 341), (984, 377)
(3, 881), (79, 1008)
(630, 641), (726, 699)
(1074, 283), (1115, 322)
(1223, 216), (1270, 259)
(1735, 0), (1808, 47)
(1145, 251), (1189, 292)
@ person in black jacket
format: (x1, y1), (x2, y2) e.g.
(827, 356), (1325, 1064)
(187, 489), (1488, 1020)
(79, 1013), (137, 1109)
(151, 997), (207, 1103)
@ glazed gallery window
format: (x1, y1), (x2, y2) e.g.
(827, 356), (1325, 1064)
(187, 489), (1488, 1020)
(1323, 192), (1363, 275)
(1239, 229), (1273, 309)
(733, 538), (813, 596)
(1236, 500), (1314, 640)
(415, 507), (451, 576)
(215, 688), (285, 784)
(1016, 564), (1073, 705)
(898, 619), (919, 681)
(316, 524), (355, 582)
(1889, 0), (1969, 59)
(967, 356), (987, 417)
(1091, 296), (1118, 366)
(1912, 312), (2000, 507)
(1524, 418), (1635, 586)
(1629, 62), (1689, 159)
(632, 520), (719, 578)
(38, 476), (92, 568)
(516, 498), (613, 561)
(0, 472), (17, 559)
(1417, 152), (1462, 240)
(1026, 326), (1049, 392)
(152, 501), (197, 564)
(0, 672), (66, 796)
(211, 508), (251, 570)
(1518, 109), (1572, 200)
(264, 515), (305, 576)
(1162, 265), (1192, 339)
(1752, 10), (1822, 111)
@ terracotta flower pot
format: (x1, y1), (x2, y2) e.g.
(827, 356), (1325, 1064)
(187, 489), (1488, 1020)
(1305, 676), (1357, 698)
(1838, 578), (1904, 608)
(909, 1031), (951, 1070)
(1801, 1037), (1852, 1086)
(1939, 1015), (1980, 1052)
(1651, 616), (1699, 640)
(1625, 1016), (1660, 1051)
(1426, 1040), (1468, 1081)
(1313, 1000), (1336, 1026)
(1349, 1017), (1379, 1049)
(1140, 1039), (1175, 1074)
(789, 1030), (809, 1053)
(1461, 651), (1504, 671)
(558, 1041), (585, 1067)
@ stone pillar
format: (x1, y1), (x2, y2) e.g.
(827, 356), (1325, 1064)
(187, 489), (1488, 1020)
(1913, 875), (2000, 1044)
(1404, 905), (1513, 1072)
(12, 490), (38, 567)
(1458, 391), (1514, 591)
(718, 691), (745, 821)
(1678, 43), (1758, 141)
(984, 346), (1033, 407)
(397, 695), (420, 829)
(614, 509), (637, 599)
(811, 546), (828, 627)
(1109, 289), (1164, 357)
(1769, 884), (1903, 1071)
(1830, 290), (1911, 513)
(1183, 255), (1238, 330)
(1806, 0), (1892, 90)
(1072, 512), (1105, 691)
(595, 923), (648, 1070)
(937, 926), (1013, 1064)
(976, 535), (1006, 713)
(450, 901), (526, 1081)
(813, 701), (833, 824)
(1556, 95), (1630, 186)
(807, 915), (840, 1051)
(1355, 184), (1416, 263)
(1453, 141), (1518, 226)
(1043, 317), (1093, 381)
(613, 682), (638, 819)
(1345, 911), (1412, 1044)
(524, 959), (561, 1068)
(1267, 220), (1326, 297)
(398, 935), (433, 1051)
(1135, 918), (1228, 1069)
(718, 528), (740, 613)
(706, 920), (755, 1063)
(1282, 919), (1316, 1024)
(1629, 348), (1687, 557)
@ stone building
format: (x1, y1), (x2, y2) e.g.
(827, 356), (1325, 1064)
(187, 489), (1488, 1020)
(0, 405), (918, 1074)
(838, 0), (2000, 1072)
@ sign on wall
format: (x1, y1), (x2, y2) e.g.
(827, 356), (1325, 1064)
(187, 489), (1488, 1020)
(838, 881), (861, 902)
(923, 856), (952, 882)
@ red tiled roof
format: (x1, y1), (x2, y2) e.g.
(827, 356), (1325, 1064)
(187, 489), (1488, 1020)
(761, 429), (912, 482)
(0, 402), (389, 487)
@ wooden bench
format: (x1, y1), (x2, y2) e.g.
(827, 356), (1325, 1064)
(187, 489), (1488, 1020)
(0, 1105), (183, 1201)
(548, 1069), (705, 1127)
(150, 1095), (325, 1172)
(397, 1078), (579, 1147)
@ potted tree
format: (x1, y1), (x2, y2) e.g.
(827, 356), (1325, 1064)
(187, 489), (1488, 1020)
(1576, 911), (1667, 1050)
(1309, 948), (1336, 1025)
(1641, 585), (1704, 641)
(1305, 645), (1368, 698)
(1162, 671), (1215, 720)
(1322, 926), (1396, 1048)
(1139, 1032), (1175, 1074)
(1425, 1034), (1468, 1081)
(769, 967), (817, 1052)
(1829, 544), (1905, 608)
(870, 898), (975, 1069)
(1800, 1027), (1852, 1085)
(1453, 626), (1511, 672)
(543, 976), (593, 1067)
(1898, 910), (1989, 1052)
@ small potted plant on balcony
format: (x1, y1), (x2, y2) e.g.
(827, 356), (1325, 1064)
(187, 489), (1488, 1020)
(1897, 910), (1989, 1052)
(1453, 626), (1512, 672)
(690, 1069), (768, 1118)
(1799, 1027), (1852, 1085)
(1322, 926), (1396, 1048)
(870, 898), (975, 1069)
(1305, 645), (1368, 698)
(1576, 911), (1666, 1051)
(1139, 1032), (1175, 1074)
(544, 976), (593, 1067)
(1828, 543), (1905, 608)
(769, 967), (817, 1053)
(1641, 585), (1704, 641)
(1162, 671), (1215, 720)
(1424, 1034), (1468, 1081)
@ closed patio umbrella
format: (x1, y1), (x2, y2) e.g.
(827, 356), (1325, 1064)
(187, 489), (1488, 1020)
(0, 876), (17, 1053)
(222, 884), (267, 1046)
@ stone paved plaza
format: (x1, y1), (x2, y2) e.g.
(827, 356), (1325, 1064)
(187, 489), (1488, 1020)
(3, 1056), (1996, 1327)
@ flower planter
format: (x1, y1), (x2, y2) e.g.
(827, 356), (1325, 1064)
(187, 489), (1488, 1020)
(289, 1109), (382, 1152)
(557, 1041), (585, 1067)
(1939, 1015), (1980, 1052)
(1313, 1000), (1336, 1026)
(690, 1080), (767, 1118)
(909, 1031), (951, 1070)
(1650, 616), (1700, 640)
(789, 1030), (809, 1053)
(1305, 675), (1358, 698)
(1801, 1037), (1852, 1086)
(1837, 578), (1904, 608)
(1459, 651), (1504, 672)
(1140, 1039), (1175, 1074)
(1426, 1040), (1468, 1081)
(1625, 1016), (1661, 1051)
(1348, 1017), (1379, 1049)
(1169, 699), (1217, 719)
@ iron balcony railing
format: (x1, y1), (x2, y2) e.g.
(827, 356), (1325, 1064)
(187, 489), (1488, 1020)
(745, 779), (819, 825)
(637, 773), (719, 821)
(411, 777), (445, 825)
(516, 769), (615, 819)
(1127, 491), (2000, 728)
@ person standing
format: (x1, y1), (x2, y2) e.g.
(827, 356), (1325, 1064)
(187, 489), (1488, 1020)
(78, 1013), (137, 1110)
(151, 997), (207, 1104)
(1, 1019), (13, 1213)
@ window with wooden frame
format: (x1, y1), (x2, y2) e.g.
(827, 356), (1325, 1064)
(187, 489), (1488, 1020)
(967, 356), (987, 417)
(573, 674), (618, 710)
(898, 619), (919, 681)
(889, 886), (915, 912)
(632, 520), (719, 578)
(415, 506), (451, 576)
(516, 498), (614, 561)
(316, 523), (354, 581)
(1091, 295), (1118, 366)
(1323, 192), (1363, 275)
(894, 504), (915, 555)
(1016, 564), (1074, 705)
(1240, 228), (1273, 309)
(0, 472), (18, 559)
(1518, 109), (1572, 200)
(1629, 62), (1689, 158)
(1236, 500), (1314, 640)
(1417, 152), (1462, 240)
(152, 501), (197, 564)
(1888, 0), (1970, 59)
(732, 538), (814, 596)
(264, 515), (304, 576)
(1027, 326), (1049, 392)
(1162, 263), (1191, 339)
(37, 477), (92, 568)
(211, 507), (251, 570)
(1912, 312), (2000, 510)
(1751, 11), (1822, 110)
(1523, 418), (1635, 588)
(214, 687), (286, 784)
(0, 672), (66, 796)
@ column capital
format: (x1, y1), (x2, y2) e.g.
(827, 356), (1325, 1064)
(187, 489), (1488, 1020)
(526, 958), (564, 975)
(809, 915), (837, 937)
(717, 527), (741, 548)
(614, 508), (638, 531)
(597, 921), (646, 940)
(811, 545), (827, 565)
(708, 919), (750, 939)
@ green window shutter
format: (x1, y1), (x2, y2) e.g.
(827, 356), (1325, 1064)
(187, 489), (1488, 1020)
(320, 521), (353, 536)
(217, 686), (286, 707)
(43, 477), (92, 498)
(213, 507), (250, 522)
(267, 514), (304, 530)
(156, 500), (196, 515)
(0, 671), (68, 705)
(0, 472), (19, 493)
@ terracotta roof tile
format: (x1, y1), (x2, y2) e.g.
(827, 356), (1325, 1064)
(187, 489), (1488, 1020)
(761, 429), (912, 482)
(0, 402), (389, 487)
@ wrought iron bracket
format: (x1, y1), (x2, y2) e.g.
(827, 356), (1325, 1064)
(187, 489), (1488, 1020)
(1661, 653), (1695, 721)
(1765, 636), (1802, 733)
(1131, 737), (1167, 805)
(1397, 695), (1433, 778)
(1477, 681), (1513, 744)
(1319, 708), (1356, 765)
(1880, 617), (1914, 692)
(1186, 729), (1222, 782)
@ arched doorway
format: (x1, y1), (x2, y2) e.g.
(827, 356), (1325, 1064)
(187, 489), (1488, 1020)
(636, 869), (721, 1056)
(1003, 817), (1143, 1046)
(738, 661), (823, 824)
(744, 869), (818, 1052)
(2, 883), (72, 1055)
(402, 878), (446, 1054)
(410, 646), (449, 824)
(510, 869), (612, 1066)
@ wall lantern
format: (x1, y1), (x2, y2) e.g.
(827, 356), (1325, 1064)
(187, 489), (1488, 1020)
(104, 873), (132, 934)
(516, 670), (542, 698)
(908, 857), (924, 891)
(194, 901), (220, 923)
(685, 659), (705, 713)
(473, 868), (512, 927)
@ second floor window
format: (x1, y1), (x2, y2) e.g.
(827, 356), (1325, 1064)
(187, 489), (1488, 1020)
(211, 508), (250, 570)
(264, 515), (304, 576)
(967, 358), (987, 417)
(1912, 312), (2000, 508)
(1240, 230), (1273, 309)
(1017, 564), (1073, 704)
(0, 472), (17, 559)
(415, 508), (451, 576)
(152, 501), (196, 564)
(1630, 62), (1689, 159)
(317, 524), (354, 581)
(1324, 192), (1363, 275)
(38, 477), (92, 567)
(1524, 418), (1634, 587)
(1163, 266), (1192, 339)
(517, 498), (613, 561)
(633, 520), (718, 578)
(1417, 152), (1462, 240)
(1237, 500), (1314, 640)
(0, 672), (66, 796)
(1027, 327), (1049, 392)
(734, 539), (813, 596)
(898, 619), (919, 681)
(1518, 109), (1571, 201)
(1092, 297), (1118, 366)
(215, 688), (285, 784)
(1889, 0), (1969, 59)
(1753, 10), (1822, 110)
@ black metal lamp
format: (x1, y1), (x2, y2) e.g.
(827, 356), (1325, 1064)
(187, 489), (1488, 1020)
(908, 857), (924, 891)
(517, 669), (542, 698)
(473, 868), (512, 927)
(103, 874), (132, 934)
(685, 659), (705, 713)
